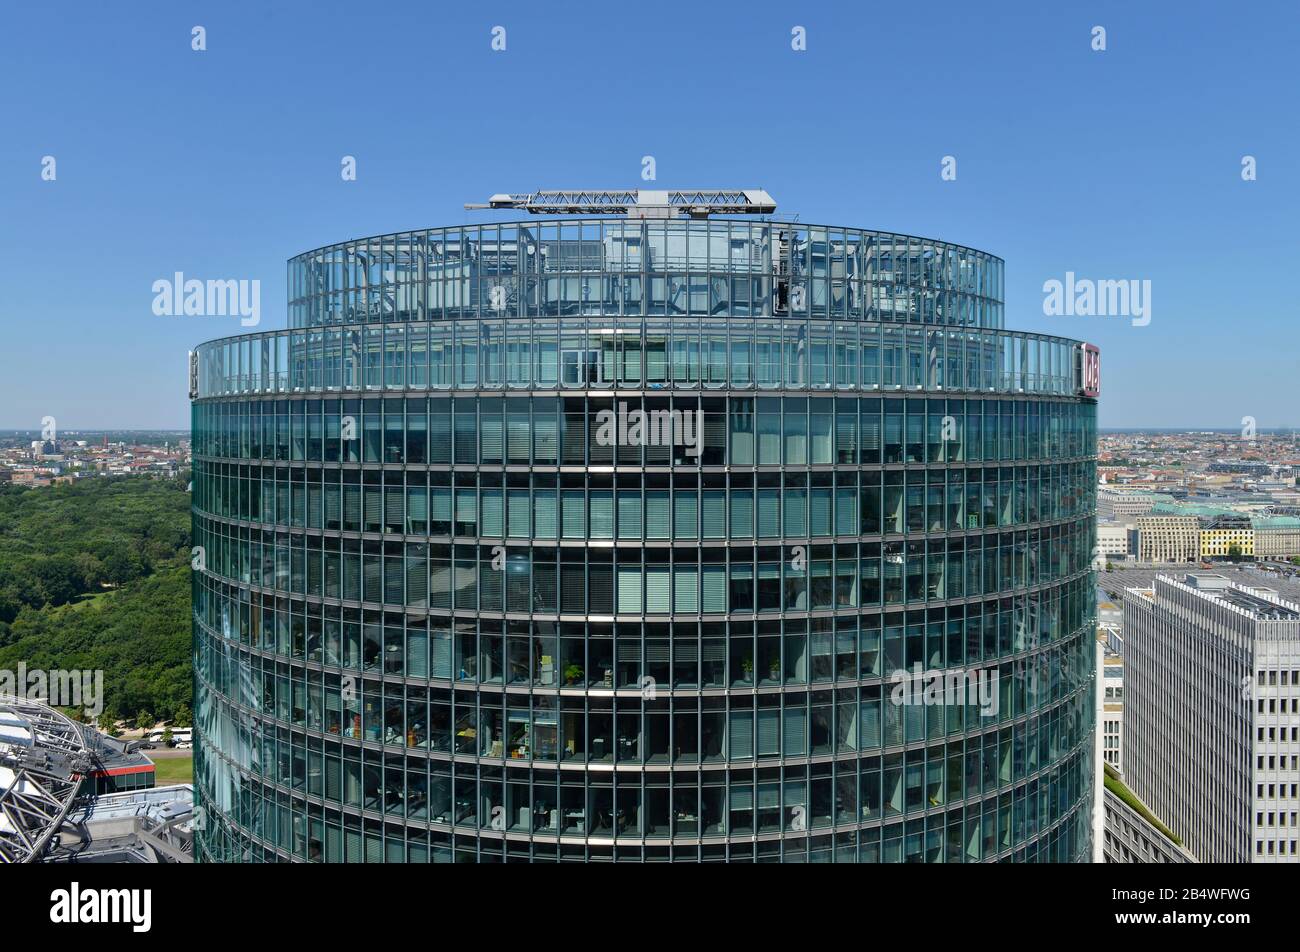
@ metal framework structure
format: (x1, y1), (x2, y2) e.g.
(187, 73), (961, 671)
(0, 695), (93, 863)
(466, 188), (777, 218)
(47, 786), (195, 864)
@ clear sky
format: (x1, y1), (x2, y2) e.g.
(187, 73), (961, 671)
(1, 0), (1295, 429)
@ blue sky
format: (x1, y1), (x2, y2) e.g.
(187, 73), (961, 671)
(1, 0), (1296, 429)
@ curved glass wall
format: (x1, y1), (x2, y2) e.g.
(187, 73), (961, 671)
(195, 321), (1080, 400)
(286, 222), (1004, 330)
(193, 222), (1097, 863)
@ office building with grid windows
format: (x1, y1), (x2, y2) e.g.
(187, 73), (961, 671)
(1123, 573), (1300, 862)
(190, 190), (1099, 862)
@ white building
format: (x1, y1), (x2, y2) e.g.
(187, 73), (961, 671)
(1136, 515), (1201, 563)
(1123, 574), (1300, 862)
(1094, 524), (1130, 568)
(1098, 489), (1166, 521)
(1099, 633), (1124, 772)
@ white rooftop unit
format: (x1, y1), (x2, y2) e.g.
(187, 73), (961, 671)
(467, 188), (777, 219)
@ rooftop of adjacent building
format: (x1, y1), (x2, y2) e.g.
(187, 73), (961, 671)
(43, 783), (194, 863)
(1126, 572), (1300, 620)
(73, 721), (154, 776)
(1103, 763), (1184, 848)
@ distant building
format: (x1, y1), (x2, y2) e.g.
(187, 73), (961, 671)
(1136, 514), (1201, 562)
(1098, 490), (1163, 521)
(11, 471), (52, 487)
(1254, 516), (1300, 560)
(1208, 462), (1272, 477)
(1200, 515), (1255, 560)
(1094, 523), (1130, 567)
(1124, 574), (1300, 862)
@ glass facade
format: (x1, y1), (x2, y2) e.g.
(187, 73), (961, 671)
(192, 218), (1098, 862)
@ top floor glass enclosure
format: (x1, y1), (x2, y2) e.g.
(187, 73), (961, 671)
(288, 221), (1004, 330)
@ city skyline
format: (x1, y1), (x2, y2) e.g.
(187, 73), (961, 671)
(3, 1), (1297, 429)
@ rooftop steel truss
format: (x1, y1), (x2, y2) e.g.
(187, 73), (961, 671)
(466, 189), (777, 218)
(0, 696), (93, 863)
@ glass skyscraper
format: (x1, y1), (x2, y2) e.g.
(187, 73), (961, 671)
(191, 194), (1099, 862)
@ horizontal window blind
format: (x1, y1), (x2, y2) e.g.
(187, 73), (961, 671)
(673, 566), (698, 613)
(308, 484), (322, 527)
(480, 416), (503, 462)
(757, 417), (781, 463)
(836, 414), (858, 460)
(730, 491), (753, 537)
(862, 416), (881, 454)
(431, 487), (451, 523)
(428, 414), (451, 463)
(729, 711), (753, 760)
(588, 565), (612, 613)
(533, 416), (558, 463)
(561, 565), (585, 613)
(561, 491), (585, 538)
(835, 488), (856, 535)
(701, 491), (725, 538)
(431, 629), (451, 679)
(454, 490), (476, 523)
(507, 490), (530, 537)
(674, 492), (698, 539)
(645, 567), (670, 614)
(407, 486), (428, 525)
(478, 564), (502, 611)
(810, 489), (832, 535)
(562, 415), (585, 464)
(406, 628), (427, 677)
(589, 493), (613, 538)
(645, 492), (670, 540)
(702, 566), (726, 613)
(783, 489), (806, 536)
(617, 566), (641, 614)
(757, 491), (780, 537)
(385, 486), (403, 526)
(406, 557), (427, 608)
(534, 493), (556, 538)
(783, 706), (807, 756)
(757, 710), (781, 756)
(507, 417), (530, 463)
(480, 490), (502, 536)
(384, 557), (403, 602)
(617, 493), (642, 539)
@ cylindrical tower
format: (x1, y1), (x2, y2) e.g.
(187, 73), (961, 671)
(191, 194), (1098, 862)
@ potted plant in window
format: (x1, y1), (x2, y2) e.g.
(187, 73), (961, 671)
(563, 663), (584, 686)
(741, 655), (753, 681)
(768, 657), (780, 680)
